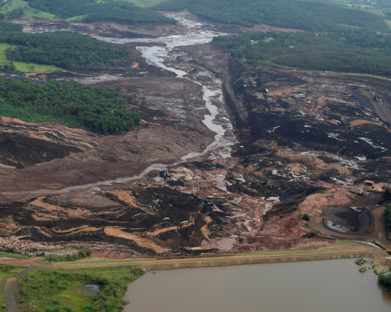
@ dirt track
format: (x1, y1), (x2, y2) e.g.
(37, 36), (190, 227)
(309, 205), (391, 249)
(4, 267), (36, 312)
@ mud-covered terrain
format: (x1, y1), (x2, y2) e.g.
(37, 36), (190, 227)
(225, 63), (391, 249)
(0, 12), (390, 256)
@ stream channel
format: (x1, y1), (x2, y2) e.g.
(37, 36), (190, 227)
(22, 11), (236, 192)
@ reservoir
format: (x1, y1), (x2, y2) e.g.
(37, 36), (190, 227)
(124, 259), (391, 312)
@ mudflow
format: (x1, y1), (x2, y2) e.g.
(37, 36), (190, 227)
(0, 12), (390, 257)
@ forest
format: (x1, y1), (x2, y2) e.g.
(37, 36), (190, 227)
(27, 0), (174, 25)
(0, 21), (22, 32)
(215, 31), (391, 76)
(0, 79), (140, 135)
(379, 273), (391, 293)
(157, 0), (388, 32)
(0, 30), (128, 70)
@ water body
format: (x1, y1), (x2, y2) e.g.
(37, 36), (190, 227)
(124, 259), (391, 312)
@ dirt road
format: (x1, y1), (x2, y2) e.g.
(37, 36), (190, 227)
(0, 242), (380, 270)
(4, 267), (36, 312)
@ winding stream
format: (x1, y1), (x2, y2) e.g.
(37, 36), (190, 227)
(92, 11), (236, 161)
(17, 12), (236, 194)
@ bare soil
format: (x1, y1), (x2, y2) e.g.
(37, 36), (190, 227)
(0, 12), (391, 257)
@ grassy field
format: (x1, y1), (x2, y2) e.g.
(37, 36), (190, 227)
(23, 7), (56, 19)
(0, 0), (27, 13)
(66, 14), (88, 22)
(0, 44), (10, 64)
(0, 0), (55, 18)
(13, 61), (61, 72)
(0, 252), (28, 260)
(0, 43), (62, 73)
(121, 0), (165, 7)
(0, 265), (25, 311)
(18, 266), (144, 312)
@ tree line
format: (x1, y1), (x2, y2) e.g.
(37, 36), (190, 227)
(0, 79), (140, 135)
(0, 30), (128, 70)
(215, 30), (391, 77)
(156, 0), (388, 32)
(27, 0), (174, 25)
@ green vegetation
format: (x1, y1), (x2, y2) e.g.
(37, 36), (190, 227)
(0, 0), (27, 12)
(123, 0), (164, 7)
(66, 14), (88, 22)
(0, 0), (27, 18)
(83, 1), (173, 24)
(379, 273), (391, 293)
(44, 255), (84, 263)
(12, 61), (61, 72)
(0, 31), (127, 70)
(0, 21), (22, 32)
(157, 0), (388, 32)
(0, 79), (140, 135)
(0, 265), (25, 311)
(0, 249), (28, 259)
(0, 20), (127, 72)
(26, 0), (92, 18)
(27, 0), (174, 25)
(0, 43), (16, 72)
(0, 43), (62, 73)
(215, 31), (391, 76)
(303, 0), (391, 9)
(17, 266), (144, 312)
(23, 6), (56, 18)
(45, 249), (93, 263)
(302, 213), (311, 221)
(384, 203), (391, 237)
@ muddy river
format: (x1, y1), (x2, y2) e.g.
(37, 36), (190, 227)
(93, 11), (236, 162)
(124, 259), (391, 312)
(21, 11), (236, 192)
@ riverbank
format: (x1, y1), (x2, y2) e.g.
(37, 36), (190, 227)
(56, 241), (384, 271)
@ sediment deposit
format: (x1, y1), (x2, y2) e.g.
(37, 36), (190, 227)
(1, 12), (390, 256)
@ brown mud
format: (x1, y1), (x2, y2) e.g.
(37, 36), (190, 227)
(0, 12), (390, 256)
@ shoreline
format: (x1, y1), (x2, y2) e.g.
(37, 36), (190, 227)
(125, 252), (373, 271)
(0, 241), (388, 311)
(34, 241), (386, 272)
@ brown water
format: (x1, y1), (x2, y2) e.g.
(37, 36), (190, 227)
(123, 259), (391, 312)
